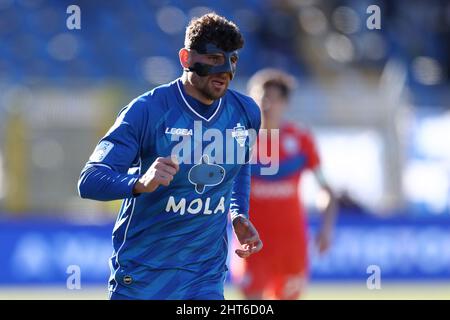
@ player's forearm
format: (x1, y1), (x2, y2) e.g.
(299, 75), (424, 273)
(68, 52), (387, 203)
(78, 165), (140, 201)
(321, 188), (338, 230)
(230, 163), (251, 220)
(313, 169), (338, 230)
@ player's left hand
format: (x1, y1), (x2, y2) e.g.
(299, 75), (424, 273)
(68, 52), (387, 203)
(232, 215), (263, 259)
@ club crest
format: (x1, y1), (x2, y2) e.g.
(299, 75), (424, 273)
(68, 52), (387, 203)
(231, 123), (248, 147)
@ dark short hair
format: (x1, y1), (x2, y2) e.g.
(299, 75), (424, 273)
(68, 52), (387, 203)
(247, 68), (297, 99)
(184, 13), (244, 52)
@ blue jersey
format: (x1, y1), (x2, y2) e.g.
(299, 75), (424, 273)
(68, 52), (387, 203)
(78, 78), (260, 299)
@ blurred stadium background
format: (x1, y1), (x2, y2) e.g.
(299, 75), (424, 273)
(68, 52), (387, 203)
(0, 0), (449, 299)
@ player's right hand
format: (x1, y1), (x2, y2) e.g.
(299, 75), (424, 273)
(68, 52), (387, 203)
(133, 156), (179, 194)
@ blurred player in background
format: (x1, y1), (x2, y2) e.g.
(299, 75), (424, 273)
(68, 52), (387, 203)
(232, 69), (337, 300)
(78, 13), (262, 300)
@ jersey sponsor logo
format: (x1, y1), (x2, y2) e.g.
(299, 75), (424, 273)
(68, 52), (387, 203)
(231, 122), (248, 147)
(165, 127), (193, 136)
(188, 155), (225, 194)
(165, 195), (226, 215)
(89, 141), (114, 162)
(251, 181), (297, 198)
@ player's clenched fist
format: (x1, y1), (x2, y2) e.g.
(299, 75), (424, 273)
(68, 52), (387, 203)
(133, 156), (179, 194)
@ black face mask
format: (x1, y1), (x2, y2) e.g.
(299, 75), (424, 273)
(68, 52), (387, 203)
(186, 43), (238, 80)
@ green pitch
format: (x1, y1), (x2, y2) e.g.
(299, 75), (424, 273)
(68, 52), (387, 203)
(0, 282), (449, 300)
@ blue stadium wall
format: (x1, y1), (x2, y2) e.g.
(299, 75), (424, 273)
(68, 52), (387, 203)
(0, 212), (449, 286)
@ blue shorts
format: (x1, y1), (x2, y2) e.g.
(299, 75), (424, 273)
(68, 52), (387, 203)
(109, 290), (224, 300)
(108, 264), (226, 300)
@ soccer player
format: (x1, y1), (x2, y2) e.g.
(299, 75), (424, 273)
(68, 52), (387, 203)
(77, 13), (263, 300)
(231, 69), (337, 300)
